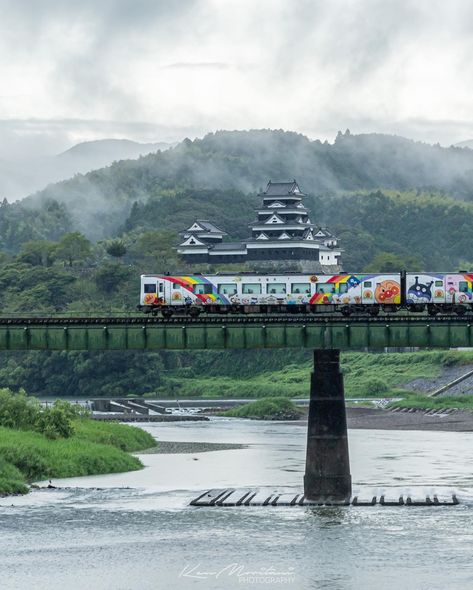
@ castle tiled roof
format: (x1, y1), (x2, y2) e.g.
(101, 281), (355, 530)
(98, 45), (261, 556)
(184, 219), (226, 234)
(262, 180), (304, 197)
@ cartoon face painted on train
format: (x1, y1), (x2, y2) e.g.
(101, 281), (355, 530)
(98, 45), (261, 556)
(374, 279), (400, 304)
(407, 276), (434, 303)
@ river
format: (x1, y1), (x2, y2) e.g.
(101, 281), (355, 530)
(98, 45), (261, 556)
(1, 418), (473, 590)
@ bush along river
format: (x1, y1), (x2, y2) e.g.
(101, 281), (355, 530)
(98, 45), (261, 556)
(0, 390), (155, 495)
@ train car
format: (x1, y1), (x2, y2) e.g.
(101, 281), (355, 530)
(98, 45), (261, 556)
(405, 272), (473, 315)
(138, 273), (402, 317)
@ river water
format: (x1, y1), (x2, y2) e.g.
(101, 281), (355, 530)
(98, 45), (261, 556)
(1, 419), (473, 590)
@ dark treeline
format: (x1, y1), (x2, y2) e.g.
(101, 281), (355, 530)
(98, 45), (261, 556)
(0, 350), (311, 397)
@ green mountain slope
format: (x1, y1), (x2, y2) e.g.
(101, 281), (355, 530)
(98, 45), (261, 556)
(24, 129), (473, 239)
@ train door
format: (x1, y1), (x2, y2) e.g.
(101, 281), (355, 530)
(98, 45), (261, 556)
(157, 279), (166, 304)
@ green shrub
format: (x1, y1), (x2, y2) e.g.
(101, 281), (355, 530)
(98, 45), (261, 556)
(35, 404), (75, 439)
(222, 397), (303, 420)
(365, 378), (389, 395)
(0, 389), (39, 429)
(0, 390), (86, 439)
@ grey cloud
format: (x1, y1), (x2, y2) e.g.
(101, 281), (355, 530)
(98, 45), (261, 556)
(0, 118), (203, 158)
(163, 62), (232, 70)
(0, 0), (472, 166)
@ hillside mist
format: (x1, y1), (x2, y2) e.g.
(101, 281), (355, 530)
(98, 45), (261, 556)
(0, 138), (173, 201)
(21, 129), (473, 240)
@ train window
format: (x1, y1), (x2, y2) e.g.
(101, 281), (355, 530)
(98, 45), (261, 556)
(267, 283), (286, 294)
(172, 283), (181, 290)
(339, 283), (349, 294)
(218, 283), (237, 295)
(316, 283), (335, 294)
(242, 283), (262, 295)
(193, 284), (213, 295)
(291, 282), (311, 294)
(144, 283), (156, 294)
(459, 281), (469, 293)
(363, 281), (372, 288)
(435, 281), (443, 287)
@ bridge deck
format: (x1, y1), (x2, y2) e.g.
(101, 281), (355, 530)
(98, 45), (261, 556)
(0, 314), (471, 350)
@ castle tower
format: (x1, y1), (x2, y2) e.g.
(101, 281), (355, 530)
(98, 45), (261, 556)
(245, 180), (341, 271)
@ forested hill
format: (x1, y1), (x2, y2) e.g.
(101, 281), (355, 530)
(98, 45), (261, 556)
(2, 129), (473, 397)
(22, 129), (473, 239)
(1, 127), (473, 271)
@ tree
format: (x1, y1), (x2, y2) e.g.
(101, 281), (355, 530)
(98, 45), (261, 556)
(131, 230), (180, 271)
(364, 252), (422, 273)
(18, 240), (56, 267)
(105, 239), (127, 258)
(94, 262), (132, 293)
(55, 232), (91, 267)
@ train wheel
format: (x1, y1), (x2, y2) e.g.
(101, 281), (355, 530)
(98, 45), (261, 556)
(456, 306), (467, 316)
(341, 307), (351, 317)
(162, 308), (173, 319)
(369, 307), (379, 317)
(189, 307), (201, 318)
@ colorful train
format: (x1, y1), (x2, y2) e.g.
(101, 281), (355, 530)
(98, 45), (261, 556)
(138, 272), (473, 317)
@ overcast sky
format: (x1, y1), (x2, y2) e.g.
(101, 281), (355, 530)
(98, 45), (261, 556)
(1, 0), (473, 158)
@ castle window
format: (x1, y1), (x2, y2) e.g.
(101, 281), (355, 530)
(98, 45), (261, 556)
(242, 283), (262, 295)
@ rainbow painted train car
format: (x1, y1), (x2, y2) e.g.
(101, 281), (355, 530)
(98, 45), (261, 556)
(138, 272), (473, 317)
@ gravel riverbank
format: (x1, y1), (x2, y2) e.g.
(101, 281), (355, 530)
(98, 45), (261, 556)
(138, 441), (246, 454)
(291, 406), (473, 432)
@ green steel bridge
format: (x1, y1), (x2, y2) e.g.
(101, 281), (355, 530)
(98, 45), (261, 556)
(0, 314), (472, 350)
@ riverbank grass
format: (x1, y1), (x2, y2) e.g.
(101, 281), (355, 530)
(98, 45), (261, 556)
(0, 390), (156, 495)
(221, 397), (304, 420)
(155, 349), (473, 401)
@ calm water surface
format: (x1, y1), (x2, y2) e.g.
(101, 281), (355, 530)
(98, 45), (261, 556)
(1, 419), (473, 590)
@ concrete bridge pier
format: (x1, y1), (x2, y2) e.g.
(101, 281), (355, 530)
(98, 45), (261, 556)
(304, 349), (352, 502)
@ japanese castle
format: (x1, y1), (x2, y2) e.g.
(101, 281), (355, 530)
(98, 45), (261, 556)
(177, 180), (342, 271)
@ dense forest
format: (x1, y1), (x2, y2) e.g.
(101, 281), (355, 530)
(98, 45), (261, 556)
(1, 129), (473, 396)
